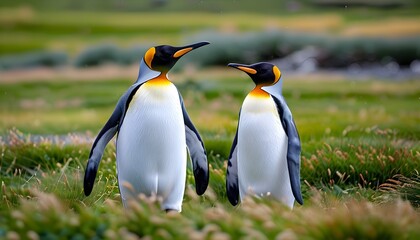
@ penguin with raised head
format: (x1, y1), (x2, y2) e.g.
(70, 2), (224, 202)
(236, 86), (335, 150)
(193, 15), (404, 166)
(84, 42), (210, 212)
(226, 62), (303, 209)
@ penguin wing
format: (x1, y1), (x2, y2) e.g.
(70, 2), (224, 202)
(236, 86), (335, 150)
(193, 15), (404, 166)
(83, 84), (143, 196)
(178, 93), (209, 195)
(272, 95), (304, 205)
(226, 110), (240, 206)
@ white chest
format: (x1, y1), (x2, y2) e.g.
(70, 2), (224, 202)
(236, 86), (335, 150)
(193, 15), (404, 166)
(238, 95), (285, 158)
(116, 81), (186, 195)
(237, 94), (290, 199)
(118, 82), (185, 153)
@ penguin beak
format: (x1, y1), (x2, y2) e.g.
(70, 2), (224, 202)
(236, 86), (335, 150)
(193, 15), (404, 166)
(228, 63), (257, 75)
(173, 41), (210, 58)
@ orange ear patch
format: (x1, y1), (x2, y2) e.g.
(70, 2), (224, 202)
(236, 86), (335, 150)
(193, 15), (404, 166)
(174, 47), (193, 58)
(238, 66), (257, 74)
(273, 66), (281, 83)
(144, 47), (156, 68)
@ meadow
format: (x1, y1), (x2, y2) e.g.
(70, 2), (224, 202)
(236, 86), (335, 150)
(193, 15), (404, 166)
(1, 6), (420, 56)
(1, 71), (419, 238)
(1, 2), (420, 239)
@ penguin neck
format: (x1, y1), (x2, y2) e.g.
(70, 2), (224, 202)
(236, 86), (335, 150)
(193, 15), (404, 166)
(261, 77), (284, 97)
(274, 78), (283, 93)
(249, 84), (270, 98)
(136, 59), (161, 84)
(147, 73), (171, 86)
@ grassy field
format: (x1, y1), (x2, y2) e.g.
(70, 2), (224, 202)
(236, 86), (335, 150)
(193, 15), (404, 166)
(1, 71), (419, 238)
(1, 2), (420, 238)
(1, 7), (420, 55)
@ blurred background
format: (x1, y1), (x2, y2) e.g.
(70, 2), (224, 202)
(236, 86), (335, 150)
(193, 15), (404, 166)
(0, 0), (419, 142)
(1, 0), (420, 79)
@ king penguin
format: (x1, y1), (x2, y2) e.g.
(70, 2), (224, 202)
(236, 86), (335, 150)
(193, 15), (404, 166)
(83, 42), (210, 212)
(226, 62), (303, 209)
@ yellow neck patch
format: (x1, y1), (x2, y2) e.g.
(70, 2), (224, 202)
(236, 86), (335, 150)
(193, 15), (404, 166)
(146, 74), (171, 86)
(144, 47), (156, 69)
(249, 86), (269, 98)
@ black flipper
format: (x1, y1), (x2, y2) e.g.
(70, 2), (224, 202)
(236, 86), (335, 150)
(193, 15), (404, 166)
(178, 93), (209, 195)
(83, 83), (143, 196)
(226, 111), (240, 206)
(272, 96), (303, 205)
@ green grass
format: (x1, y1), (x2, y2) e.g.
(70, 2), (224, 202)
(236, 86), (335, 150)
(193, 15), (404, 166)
(1, 7), (420, 55)
(1, 0), (420, 14)
(1, 139), (419, 238)
(1, 2), (419, 238)
(1, 76), (418, 137)
(0, 74), (419, 238)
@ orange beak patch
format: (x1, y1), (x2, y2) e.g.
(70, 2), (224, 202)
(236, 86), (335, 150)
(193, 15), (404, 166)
(173, 47), (193, 58)
(237, 66), (257, 74)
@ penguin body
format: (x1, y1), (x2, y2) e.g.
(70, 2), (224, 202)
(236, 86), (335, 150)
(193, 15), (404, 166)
(84, 42), (210, 212)
(226, 62), (303, 209)
(237, 91), (294, 206)
(117, 76), (186, 210)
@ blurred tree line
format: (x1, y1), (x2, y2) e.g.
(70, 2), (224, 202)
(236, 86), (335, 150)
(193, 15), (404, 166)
(1, 0), (419, 12)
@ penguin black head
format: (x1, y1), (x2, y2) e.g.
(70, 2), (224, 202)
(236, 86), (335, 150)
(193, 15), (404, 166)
(143, 41), (209, 73)
(228, 62), (282, 86)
